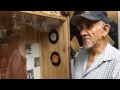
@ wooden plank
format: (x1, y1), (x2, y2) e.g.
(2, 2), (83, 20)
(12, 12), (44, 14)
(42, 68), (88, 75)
(40, 32), (50, 79)
(40, 17), (70, 79)
(19, 11), (67, 21)
(59, 17), (70, 79)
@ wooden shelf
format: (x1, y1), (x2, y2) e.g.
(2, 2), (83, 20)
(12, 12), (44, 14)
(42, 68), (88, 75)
(19, 11), (67, 21)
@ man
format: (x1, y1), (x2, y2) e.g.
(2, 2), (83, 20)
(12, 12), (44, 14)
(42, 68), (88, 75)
(70, 11), (118, 49)
(6, 31), (27, 79)
(71, 11), (120, 79)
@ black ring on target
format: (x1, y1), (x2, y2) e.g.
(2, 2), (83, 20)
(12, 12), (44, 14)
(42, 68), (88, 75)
(50, 52), (61, 66)
(48, 29), (59, 44)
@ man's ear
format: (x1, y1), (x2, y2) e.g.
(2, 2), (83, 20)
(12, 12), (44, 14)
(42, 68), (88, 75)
(102, 24), (111, 37)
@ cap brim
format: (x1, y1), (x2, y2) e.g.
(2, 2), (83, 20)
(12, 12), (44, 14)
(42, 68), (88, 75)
(71, 14), (100, 25)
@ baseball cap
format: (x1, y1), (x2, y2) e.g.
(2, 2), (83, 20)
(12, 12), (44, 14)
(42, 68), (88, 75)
(71, 11), (111, 25)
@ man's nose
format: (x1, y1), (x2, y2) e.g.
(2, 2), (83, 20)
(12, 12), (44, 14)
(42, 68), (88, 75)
(80, 29), (88, 36)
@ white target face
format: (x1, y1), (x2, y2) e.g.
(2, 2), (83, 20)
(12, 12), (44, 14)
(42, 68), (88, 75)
(50, 33), (57, 41)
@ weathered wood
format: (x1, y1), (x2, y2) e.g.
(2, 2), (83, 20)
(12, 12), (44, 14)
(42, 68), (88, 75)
(0, 11), (70, 79)
(20, 11), (67, 21)
(40, 17), (70, 79)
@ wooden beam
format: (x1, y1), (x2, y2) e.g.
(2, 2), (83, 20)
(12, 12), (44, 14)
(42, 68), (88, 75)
(19, 11), (67, 21)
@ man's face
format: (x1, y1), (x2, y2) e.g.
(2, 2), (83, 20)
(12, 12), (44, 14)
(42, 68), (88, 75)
(79, 18), (105, 49)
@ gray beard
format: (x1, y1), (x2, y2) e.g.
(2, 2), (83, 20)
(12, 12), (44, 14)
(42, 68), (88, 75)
(83, 44), (94, 49)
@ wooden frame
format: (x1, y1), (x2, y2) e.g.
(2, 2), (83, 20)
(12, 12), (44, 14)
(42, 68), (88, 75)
(19, 11), (71, 79)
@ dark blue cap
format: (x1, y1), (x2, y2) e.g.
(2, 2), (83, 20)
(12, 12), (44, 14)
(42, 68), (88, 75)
(71, 11), (112, 25)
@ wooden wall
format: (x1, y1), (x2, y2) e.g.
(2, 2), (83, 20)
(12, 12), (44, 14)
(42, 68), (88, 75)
(0, 11), (70, 79)
(40, 18), (70, 79)
(13, 13), (70, 79)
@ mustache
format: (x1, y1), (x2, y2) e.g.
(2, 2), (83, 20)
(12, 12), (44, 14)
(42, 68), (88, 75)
(82, 36), (91, 40)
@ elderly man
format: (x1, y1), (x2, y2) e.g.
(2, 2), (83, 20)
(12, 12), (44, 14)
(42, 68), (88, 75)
(71, 11), (120, 79)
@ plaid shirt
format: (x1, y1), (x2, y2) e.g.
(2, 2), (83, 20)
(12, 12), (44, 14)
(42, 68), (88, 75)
(73, 43), (120, 79)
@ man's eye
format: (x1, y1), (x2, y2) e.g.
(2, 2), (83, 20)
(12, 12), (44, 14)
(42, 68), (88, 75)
(86, 24), (93, 29)
(77, 26), (81, 32)
(79, 25), (83, 30)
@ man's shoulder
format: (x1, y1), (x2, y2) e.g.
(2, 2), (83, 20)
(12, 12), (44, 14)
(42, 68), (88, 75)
(110, 44), (120, 54)
(108, 44), (120, 60)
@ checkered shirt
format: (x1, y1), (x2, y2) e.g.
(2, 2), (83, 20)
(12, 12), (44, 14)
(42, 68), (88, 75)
(73, 43), (120, 79)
